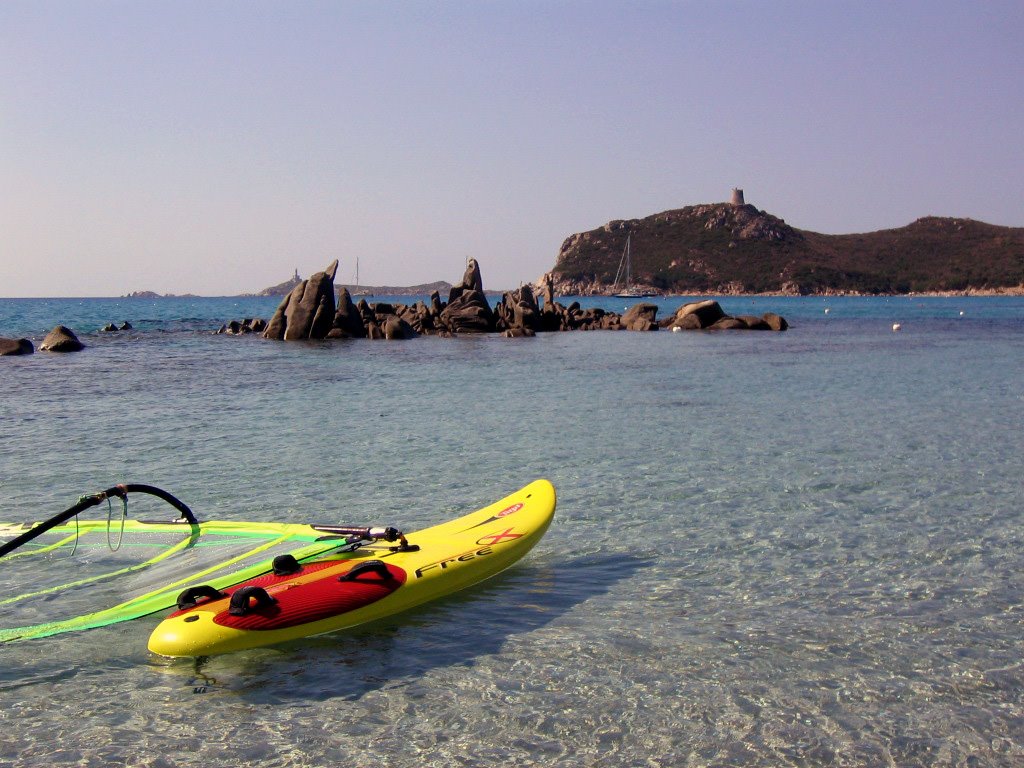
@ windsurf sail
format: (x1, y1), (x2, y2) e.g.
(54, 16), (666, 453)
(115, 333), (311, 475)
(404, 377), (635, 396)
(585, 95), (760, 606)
(0, 484), (406, 643)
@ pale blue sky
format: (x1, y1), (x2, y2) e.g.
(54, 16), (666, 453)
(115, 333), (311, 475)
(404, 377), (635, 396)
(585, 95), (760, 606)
(2, 1), (1021, 297)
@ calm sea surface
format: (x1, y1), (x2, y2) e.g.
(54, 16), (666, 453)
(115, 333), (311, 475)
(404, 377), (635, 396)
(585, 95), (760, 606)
(1, 295), (1022, 767)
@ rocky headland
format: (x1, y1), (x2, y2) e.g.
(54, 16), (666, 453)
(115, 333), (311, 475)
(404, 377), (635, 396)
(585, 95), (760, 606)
(545, 195), (1024, 296)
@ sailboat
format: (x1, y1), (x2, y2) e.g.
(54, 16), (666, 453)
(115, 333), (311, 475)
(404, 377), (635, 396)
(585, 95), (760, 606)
(611, 234), (659, 298)
(351, 258), (372, 297)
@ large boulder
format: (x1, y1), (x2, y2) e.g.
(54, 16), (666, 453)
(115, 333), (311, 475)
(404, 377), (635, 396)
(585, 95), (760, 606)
(665, 301), (788, 331)
(0, 337), (34, 356)
(734, 315), (772, 330)
(621, 303), (659, 331)
(541, 273), (555, 310)
(398, 301), (436, 334)
(381, 314), (418, 340)
(328, 288), (367, 338)
(458, 258), (484, 293)
(439, 258), (495, 334)
(430, 291), (444, 316)
(540, 300), (565, 332)
(264, 260), (339, 340)
(356, 298), (376, 327)
(39, 325), (84, 352)
(762, 312), (789, 331)
(539, 300), (621, 332)
(495, 285), (541, 334)
(708, 316), (748, 330)
(670, 313), (703, 330)
(667, 300), (726, 330)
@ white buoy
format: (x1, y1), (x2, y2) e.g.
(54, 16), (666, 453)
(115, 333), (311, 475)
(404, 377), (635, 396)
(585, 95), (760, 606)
(892, 323), (902, 332)
(824, 308), (830, 315)
(959, 310), (965, 317)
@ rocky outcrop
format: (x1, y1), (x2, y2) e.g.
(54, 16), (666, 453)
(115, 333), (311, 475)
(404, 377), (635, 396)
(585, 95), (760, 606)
(663, 301), (788, 331)
(381, 313), (417, 340)
(226, 261), (788, 342)
(665, 300), (726, 329)
(264, 260), (339, 340)
(0, 337), (34, 356)
(438, 259), (496, 334)
(217, 318), (267, 335)
(621, 303), (659, 331)
(328, 289), (368, 338)
(538, 301), (621, 331)
(494, 285), (542, 335)
(39, 325), (84, 352)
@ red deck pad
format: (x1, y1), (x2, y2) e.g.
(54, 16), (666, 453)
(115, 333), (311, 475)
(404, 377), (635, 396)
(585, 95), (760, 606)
(211, 562), (407, 631)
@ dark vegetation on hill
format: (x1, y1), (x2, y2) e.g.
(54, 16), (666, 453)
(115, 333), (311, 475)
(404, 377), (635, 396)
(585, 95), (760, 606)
(548, 204), (1024, 295)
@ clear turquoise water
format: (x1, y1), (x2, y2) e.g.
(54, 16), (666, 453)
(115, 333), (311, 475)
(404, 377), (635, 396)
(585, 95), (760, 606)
(1, 296), (1023, 766)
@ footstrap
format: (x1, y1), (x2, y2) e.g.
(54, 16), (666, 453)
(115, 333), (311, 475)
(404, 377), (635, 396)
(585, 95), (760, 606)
(176, 585), (227, 610)
(228, 585), (278, 616)
(337, 560), (393, 582)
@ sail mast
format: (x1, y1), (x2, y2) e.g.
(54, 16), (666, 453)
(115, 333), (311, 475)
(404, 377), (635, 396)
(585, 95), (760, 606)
(625, 234), (631, 288)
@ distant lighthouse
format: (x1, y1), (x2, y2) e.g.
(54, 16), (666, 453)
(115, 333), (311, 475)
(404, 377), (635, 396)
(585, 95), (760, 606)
(731, 188), (745, 207)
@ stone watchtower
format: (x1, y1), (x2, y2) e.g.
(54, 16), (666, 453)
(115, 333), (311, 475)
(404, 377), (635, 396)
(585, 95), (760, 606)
(730, 188), (745, 206)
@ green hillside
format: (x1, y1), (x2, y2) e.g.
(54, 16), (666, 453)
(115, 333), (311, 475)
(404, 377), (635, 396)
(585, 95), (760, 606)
(549, 204), (1024, 295)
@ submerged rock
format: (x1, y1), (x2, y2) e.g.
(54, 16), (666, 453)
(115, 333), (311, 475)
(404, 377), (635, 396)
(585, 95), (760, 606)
(216, 318), (267, 335)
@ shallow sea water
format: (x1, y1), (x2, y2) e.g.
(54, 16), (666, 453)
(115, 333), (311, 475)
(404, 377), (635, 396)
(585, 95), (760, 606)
(1, 295), (1023, 766)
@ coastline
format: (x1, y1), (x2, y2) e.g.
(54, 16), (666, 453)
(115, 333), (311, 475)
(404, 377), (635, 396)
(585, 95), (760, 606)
(101, 283), (1024, 301)
(557, 286), (1024, 300)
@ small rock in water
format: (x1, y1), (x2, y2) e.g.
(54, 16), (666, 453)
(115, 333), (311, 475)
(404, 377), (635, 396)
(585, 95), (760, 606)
(40, 325), (85, 352)
(0, 337), (34, 356)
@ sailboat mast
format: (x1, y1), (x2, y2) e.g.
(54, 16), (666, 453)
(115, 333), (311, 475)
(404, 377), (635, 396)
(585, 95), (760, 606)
(625, 234), (631, 287)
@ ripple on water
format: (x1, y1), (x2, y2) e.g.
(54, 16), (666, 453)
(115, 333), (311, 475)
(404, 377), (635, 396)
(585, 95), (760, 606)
(1, 300), (1023, 766)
